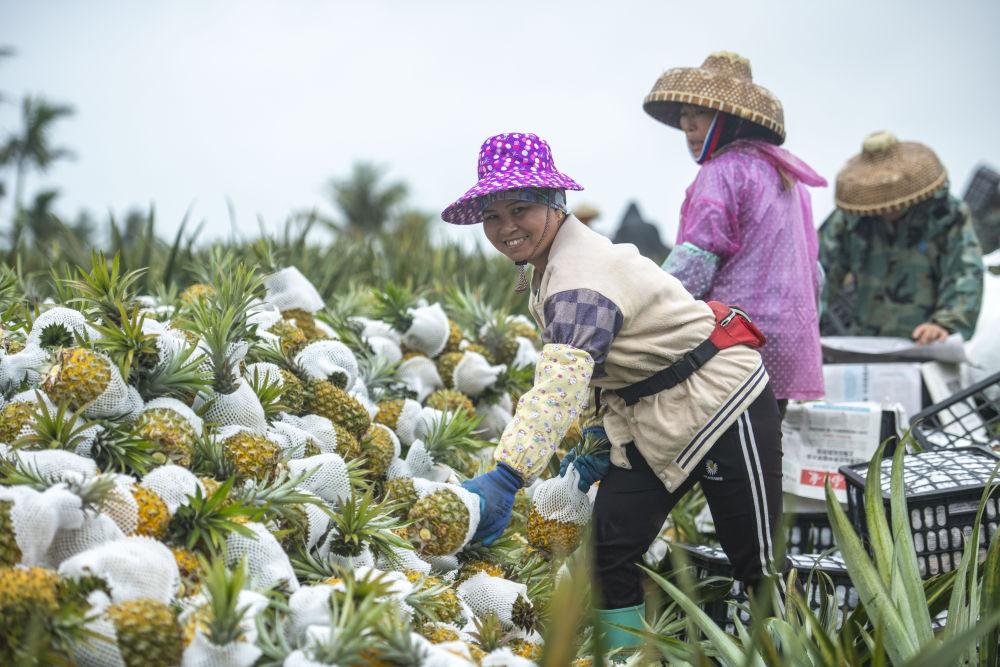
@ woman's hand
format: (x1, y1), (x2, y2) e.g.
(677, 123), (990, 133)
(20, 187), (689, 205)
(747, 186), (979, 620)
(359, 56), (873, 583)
(912, 322), (949, 345)
(461, 463), (523, 545)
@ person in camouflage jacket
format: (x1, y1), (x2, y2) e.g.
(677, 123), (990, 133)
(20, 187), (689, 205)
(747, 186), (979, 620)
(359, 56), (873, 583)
(819, 187), (984, 341)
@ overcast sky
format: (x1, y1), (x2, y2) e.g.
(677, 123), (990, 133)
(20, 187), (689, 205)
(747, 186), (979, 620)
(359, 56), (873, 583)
(2, 0), (999, 249)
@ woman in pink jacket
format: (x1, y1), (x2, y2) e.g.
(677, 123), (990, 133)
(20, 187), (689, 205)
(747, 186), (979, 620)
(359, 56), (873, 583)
(645, 52), (827, 413)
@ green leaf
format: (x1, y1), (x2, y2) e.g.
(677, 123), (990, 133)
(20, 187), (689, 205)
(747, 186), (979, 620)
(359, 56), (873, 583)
(888, 444), (933, 645)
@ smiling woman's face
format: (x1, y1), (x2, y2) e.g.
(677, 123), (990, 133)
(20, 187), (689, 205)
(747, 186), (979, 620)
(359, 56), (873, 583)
(481, 200), (557, 264)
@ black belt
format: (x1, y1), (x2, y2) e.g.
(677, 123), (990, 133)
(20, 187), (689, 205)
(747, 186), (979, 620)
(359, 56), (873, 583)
(613, 339), (720, 407)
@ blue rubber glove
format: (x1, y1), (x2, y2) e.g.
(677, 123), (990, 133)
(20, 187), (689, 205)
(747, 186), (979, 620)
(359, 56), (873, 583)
(559, 425), (611, 492)
(461, 463), (523, 545)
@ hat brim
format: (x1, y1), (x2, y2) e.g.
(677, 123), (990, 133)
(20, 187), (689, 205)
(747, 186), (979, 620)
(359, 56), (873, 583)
(441, 171), (583, 225)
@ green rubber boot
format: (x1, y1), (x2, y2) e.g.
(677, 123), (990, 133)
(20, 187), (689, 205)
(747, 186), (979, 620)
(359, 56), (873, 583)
(596, 603), (645, 662)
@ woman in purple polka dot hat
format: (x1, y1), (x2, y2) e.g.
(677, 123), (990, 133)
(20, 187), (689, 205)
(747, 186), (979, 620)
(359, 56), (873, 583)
(446, 132), (786, 658)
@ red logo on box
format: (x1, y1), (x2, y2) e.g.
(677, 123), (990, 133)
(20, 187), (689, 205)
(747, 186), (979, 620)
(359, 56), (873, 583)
(800, 470), (846, 490)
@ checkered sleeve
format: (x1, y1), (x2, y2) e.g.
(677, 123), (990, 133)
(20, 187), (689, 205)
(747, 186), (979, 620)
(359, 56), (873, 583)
(542, 289), (624, 378)
(493, 343), (593, 481)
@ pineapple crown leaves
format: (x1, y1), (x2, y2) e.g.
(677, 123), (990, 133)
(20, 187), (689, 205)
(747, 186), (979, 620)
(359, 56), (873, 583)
(577, 431), (612, 458)
(82, 420), (159, 476)
(246, 366), (289, 422)
(62, 251), (146, 325)
(316, 309), (371, 356)
(288, 544), (341, 584)
(12, 392), (94, 452)
(399, 576), (460, 627)
(470, 611), (511, 652)
(167, 477), (263, 554)
(230, 467), (331, 519)
(510, 593), (538, 633)
(444, 283), (496, 334)
(137, 338), (212, 402)
(189, 429), (236, 480)
(308, 582), (390, 665)
(91, 304), (158, 382)
(478, 363), (534, 406)
(325, 489), (411, 559)
(370, 282), (419, 333)
(197, 552), (253, 646)
(369, 612), (432, 665)
(357, 353), (414, 403)
(422, 408), (490, 463)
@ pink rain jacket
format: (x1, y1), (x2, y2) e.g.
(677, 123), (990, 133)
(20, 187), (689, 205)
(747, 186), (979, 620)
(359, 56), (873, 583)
(663, 139), (827, 400)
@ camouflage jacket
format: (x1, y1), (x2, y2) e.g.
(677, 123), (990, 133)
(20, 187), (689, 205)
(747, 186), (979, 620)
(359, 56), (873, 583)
(819, 189), (984, 339)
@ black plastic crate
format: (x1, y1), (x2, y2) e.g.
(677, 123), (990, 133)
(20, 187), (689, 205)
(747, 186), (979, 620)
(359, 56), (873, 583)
(674, 544), (859, 632)
(840, 447), (1000, 578)
(910, 370), (1000, 451)
(787, 511), (836, 556)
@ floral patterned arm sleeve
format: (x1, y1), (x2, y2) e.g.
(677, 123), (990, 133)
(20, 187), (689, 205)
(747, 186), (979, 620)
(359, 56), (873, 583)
(662, 242), (722, 299)
(493, 289), (623, 481)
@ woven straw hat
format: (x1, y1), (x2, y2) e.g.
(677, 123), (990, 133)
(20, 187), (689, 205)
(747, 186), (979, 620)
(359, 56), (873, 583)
(643, 51), (785, 144)
(835, 131), (948, 215)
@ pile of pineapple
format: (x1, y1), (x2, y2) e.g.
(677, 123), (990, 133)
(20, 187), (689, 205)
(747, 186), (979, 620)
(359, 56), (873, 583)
(0, 253), (598, 666)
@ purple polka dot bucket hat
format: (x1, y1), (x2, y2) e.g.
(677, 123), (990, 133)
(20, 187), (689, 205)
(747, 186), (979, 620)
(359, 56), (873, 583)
(441, 132), (584, 225)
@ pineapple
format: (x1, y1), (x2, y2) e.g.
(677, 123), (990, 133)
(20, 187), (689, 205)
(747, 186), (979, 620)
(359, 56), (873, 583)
(526, 507), (584, 556)
(426, 389), (474, 414)
(269, 319), (308, 356)
(134, 406), (198, 467)
(278, 369), (306, 414)
(477, 315), (520, 367)
(0, 401), (36, 443)
(334, 423), (362, 460)
(463, 343), (493, 362)
(179, 283), (215, 305)
(382, 477), (418, 518)
(42, 347), (113, 408)
(0, 501), (22, 566)
(324, 491), (410, 561)
(375, 399), (405, 430)
(306, 379), (371, 439)
(434, 351), (464, 389)
(221, 431), (281, 483)
(131, 485), (171, 538)
(445, 319), (464, 352)
(0, 566), (61, 659)
(106, 598), (183, 667)
(457, 559), (505, 584)
(419, 623), (461, 644)
(509, 638), (543, 661)
(406, 488), (471, 556)
(509, 319), (539, 342)
(171, 547), (202, 598)
(404, 571), (464, 626)
(281, 308), (325, 340)
(360, 426), (396, 478)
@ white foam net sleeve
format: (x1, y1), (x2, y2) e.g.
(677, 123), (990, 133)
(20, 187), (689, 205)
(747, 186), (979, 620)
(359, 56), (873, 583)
(404, 440), (436, 480)
(302, 502), (331, 550)
(62, 351), (131, 419)
(140, 464), (204, 514)
(264, 266), (325, 313)
(180, 590), (268, 667)
(226, 521), (299, 592)
(453, 352), (506, 398)
(141, 396), (204, 435)
(295, 340), (359, 389)
(530, 463), (592, 525)
(386, 457), (412, 481)
(367, 335), (402, 364)
(321, 543), (376, 570)
(196, 379), (268, 431)
(481, 648), (537, 666)
(354, 316), (402, 344)
(425, 554), (461, 575)
(403, 302), (450, 358)
(98, 476), (140, 536)
(411, 479), (481, 553)
(426, 641), (477, 667)
(59, 536), (180, 603)
(457, 572), (530, 630)
(26, 306), (100, 347)
(288, 584), (336, 641)
(397, 356), (444, 402)
(182, 631), (263, 667)
(45, 511), (126, 568)
(276, 413), (340, 455)
(512, 337), (539, 368)
(244, 361), (284, 387)
(287, 453), (351, 505)
(377, 544), (432, 574)
(13, 448), (99, 481)
(476, 400), (514, 440)
(0, 344), (49, 391)
(73, 614), (126, 667)
(0, 484), (84, 566)
(393, 399), (425, 446)
(414, 407), (444, 442)
(267, 423), (310, 459)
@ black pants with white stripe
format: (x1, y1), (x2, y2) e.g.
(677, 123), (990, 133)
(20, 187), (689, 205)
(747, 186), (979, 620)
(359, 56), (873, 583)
(593, 382), (786, 609)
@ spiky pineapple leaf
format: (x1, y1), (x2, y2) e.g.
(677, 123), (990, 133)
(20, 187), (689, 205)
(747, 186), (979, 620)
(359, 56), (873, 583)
(12, 393), (94, 453)
(167, 478), (262, 554)
(62, 251), (145, 325)
(325, 489), (411, 560)
(197, 552), (252, 646)
(370, 282), (418, 333)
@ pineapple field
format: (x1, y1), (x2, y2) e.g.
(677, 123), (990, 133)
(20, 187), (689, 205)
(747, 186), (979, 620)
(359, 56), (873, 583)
(3, 245), (1000, 667)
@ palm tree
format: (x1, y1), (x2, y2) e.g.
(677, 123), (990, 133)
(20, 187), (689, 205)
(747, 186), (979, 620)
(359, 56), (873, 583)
(0, 96), (75, 234)
(327, 162), (408, 237)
